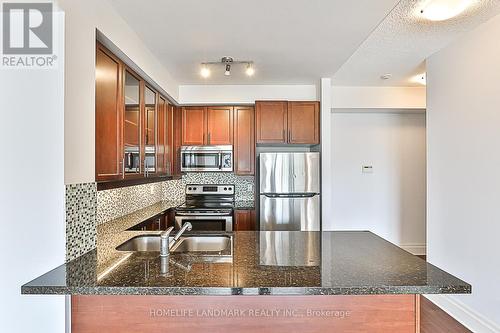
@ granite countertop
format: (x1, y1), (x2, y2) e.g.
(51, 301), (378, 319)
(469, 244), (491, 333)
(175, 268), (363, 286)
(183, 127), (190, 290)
(234, 200), (255, 209)
(22, 231), (471, 296)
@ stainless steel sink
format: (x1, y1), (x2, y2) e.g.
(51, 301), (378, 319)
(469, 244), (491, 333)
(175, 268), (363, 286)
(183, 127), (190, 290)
(170, 236), (231, 253)
(116, 235), (231, 253)
(115, 235), (171, 252)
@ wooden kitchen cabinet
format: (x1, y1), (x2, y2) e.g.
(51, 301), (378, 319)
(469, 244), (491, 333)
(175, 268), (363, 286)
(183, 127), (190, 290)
(95, 42), (176, 186)
(234, 209), (256, 231)
(233, 106), (255, 175)
(256, 101), (320, 145)
(182, 106), (206, 145)
(157, 96), (167, 175)
(287, 101), (320, 144)
(207, 106), (233, 145)
(256, 101), (288, 144)
(172, 106), (183, 175)
(95, 43), (123, 182)
(166, 103), (175, 175)
(182, 106), (233, 146)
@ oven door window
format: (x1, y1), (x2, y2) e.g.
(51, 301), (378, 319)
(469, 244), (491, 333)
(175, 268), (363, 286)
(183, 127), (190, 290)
(180, 219), (226, 231)
(182, 153), (220, 169)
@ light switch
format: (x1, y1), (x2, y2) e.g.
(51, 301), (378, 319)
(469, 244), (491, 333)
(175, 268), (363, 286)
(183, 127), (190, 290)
(362, 165), (373, 174)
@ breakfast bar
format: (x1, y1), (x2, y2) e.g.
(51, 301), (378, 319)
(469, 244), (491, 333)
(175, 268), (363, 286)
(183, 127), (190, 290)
(22, 231), (471, 333)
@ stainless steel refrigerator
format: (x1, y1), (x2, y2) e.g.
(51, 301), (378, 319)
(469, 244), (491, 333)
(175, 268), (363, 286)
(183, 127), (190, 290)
(259, 152), (320, 231)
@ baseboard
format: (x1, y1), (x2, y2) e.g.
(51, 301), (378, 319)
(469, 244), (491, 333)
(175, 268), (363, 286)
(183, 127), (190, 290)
(400, 243), (426, 255)
(425, 295), (500, 333)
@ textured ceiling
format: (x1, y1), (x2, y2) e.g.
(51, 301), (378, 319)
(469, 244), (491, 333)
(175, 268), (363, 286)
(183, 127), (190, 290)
(108, 0), (399, 85)
(333, 0), (500, 86)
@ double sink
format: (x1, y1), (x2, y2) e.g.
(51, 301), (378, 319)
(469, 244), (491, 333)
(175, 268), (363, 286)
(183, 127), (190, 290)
(116, 234), (232, 254)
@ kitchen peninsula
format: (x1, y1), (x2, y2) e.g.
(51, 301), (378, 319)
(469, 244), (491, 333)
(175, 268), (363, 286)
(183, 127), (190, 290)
(23, 229), (470, 333)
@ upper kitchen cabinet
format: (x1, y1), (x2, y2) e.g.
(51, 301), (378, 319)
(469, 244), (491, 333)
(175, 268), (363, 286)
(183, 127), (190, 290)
(172, 106), (182, 175)
(144, 86), (157, 176)
(95, 43), (123, 182)
(123, 69), (141, 177)
(182, 106), (206, 145)
(95, 41), (175, 186)
(157, 96), (167, 175)
(287, 101), (320, 144)
(256, 101), (287, 144)
(207, 106), (233, 145)
(256, 100), (320, 145)
(234, 106), (255, 175)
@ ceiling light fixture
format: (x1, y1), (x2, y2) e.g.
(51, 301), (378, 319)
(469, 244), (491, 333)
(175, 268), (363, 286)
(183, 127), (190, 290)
(200, 65), (211, 78)
(200, 56), (255, 78)
(224, 63), (231, 76)
(419, 0), (473, 21)
(245, 64), (255, 76)
(380, 73), (392, 80)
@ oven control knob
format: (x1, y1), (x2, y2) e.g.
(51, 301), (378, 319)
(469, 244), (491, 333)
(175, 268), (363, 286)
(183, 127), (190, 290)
(193, 187), (197, 190)
(224, 187), (227, 191)
(188, 187), (192, 190)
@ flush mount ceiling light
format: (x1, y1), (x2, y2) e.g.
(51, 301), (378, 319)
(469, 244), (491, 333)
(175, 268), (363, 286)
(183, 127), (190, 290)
(200, 56), (255, 78)
(380, 73), (392, 80)
(419, 0), (474, 21)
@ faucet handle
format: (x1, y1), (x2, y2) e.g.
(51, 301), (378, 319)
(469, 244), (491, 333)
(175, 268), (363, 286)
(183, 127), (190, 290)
(161, 226), (174, 239)
(160, 226), (174, 257)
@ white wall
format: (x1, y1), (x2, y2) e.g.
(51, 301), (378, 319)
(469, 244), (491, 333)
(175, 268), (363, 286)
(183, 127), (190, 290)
(332, 86), (426, 110)
(57, 0), (179, 184)
(0, 8), (66, 333)
(426, 14), (500, 332)
(179, 84), (318, 104)
(328, 113), (427, 254)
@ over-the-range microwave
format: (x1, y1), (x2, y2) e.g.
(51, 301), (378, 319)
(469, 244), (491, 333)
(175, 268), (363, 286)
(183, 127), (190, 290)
(180, 145), (233, 172)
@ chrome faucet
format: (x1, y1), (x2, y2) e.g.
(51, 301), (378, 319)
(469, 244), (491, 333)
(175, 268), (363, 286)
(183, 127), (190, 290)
(160, 222), (192, 257)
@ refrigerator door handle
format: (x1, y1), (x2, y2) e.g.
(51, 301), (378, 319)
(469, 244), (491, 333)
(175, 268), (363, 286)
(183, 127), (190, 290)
(263, 193), (318, 198)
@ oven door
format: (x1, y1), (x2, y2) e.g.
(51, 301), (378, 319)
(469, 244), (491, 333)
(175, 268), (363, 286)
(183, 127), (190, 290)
(175, 215), (233, 231)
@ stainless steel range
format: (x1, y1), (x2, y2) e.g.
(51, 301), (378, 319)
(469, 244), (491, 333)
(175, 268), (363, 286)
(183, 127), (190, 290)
(175, 185), (235, 231)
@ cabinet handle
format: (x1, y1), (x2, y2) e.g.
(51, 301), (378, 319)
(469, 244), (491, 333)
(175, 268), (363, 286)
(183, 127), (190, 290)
(288, 130), (291, 143)
(208, 132), (211, 144)
(282, 129), (285, 141)
(121, 157), (125, 179)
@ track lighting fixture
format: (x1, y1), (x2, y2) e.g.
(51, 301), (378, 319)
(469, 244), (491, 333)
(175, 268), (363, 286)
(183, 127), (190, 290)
(200, 57), (255, 78)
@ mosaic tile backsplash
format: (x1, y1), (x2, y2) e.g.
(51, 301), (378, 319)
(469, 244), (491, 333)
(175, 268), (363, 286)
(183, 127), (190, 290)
(66, 173), (255, 260)
(96, 180), (175, 225)
(180, 173), (255, 201)
(66, 183), (97, 261)
(97, 173), (254, 225)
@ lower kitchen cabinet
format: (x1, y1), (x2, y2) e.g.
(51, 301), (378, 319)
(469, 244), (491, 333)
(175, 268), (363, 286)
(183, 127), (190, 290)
(233, 210), (256, 231)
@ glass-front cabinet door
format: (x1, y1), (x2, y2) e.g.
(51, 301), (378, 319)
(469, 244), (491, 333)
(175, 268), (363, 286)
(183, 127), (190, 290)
(123, 70), (141, 176)
(144, 86), (157, 175)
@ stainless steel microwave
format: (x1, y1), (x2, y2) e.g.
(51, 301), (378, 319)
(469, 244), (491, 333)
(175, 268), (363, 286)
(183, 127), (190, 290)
(180, 145), (233, 172)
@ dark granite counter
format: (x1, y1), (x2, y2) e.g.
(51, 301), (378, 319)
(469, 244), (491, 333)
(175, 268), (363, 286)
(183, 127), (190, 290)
(22, 231), (470, 296)
(234, 200), (255, 210)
